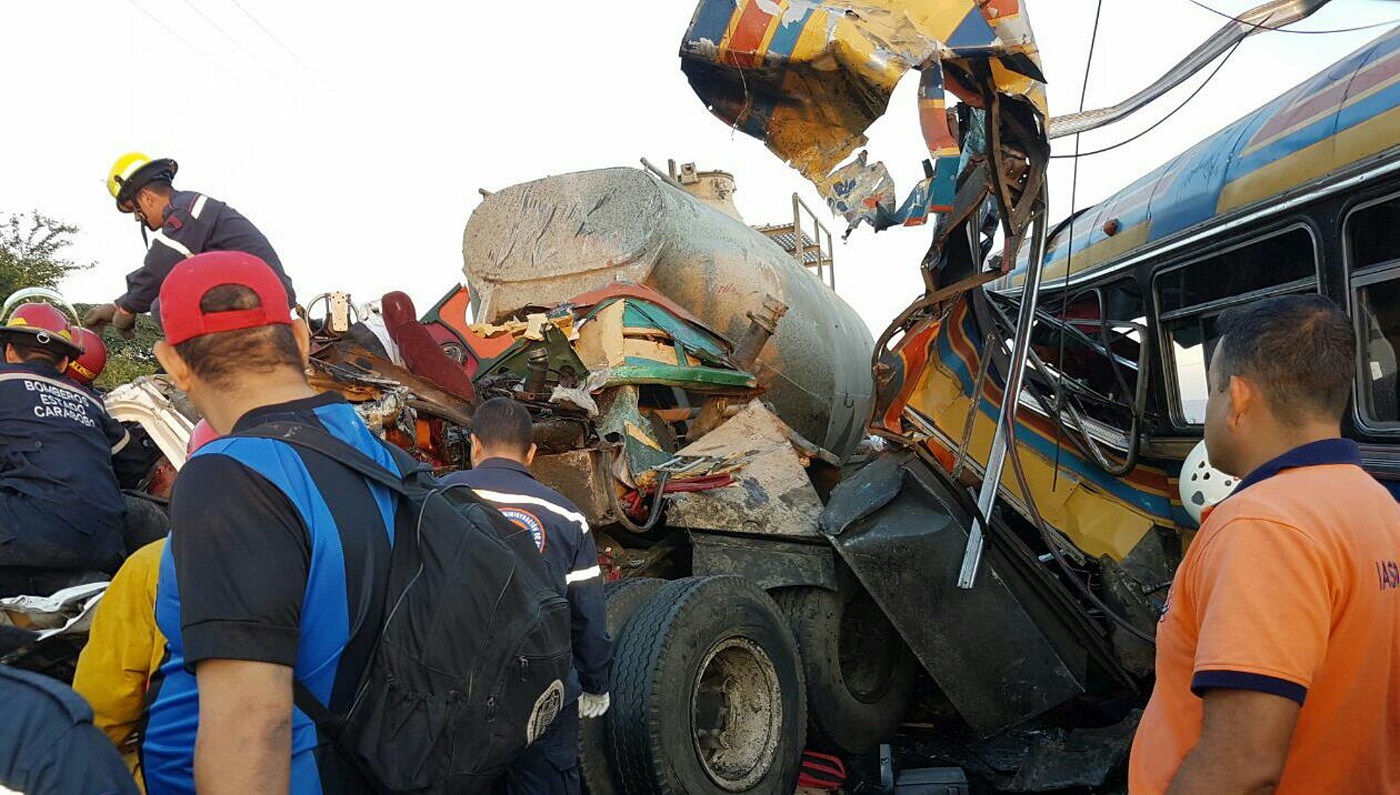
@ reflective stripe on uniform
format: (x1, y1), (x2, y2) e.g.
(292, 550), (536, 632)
(470, 488), (591, 533)
(566, 565), (602, 584)
(151, 230), (193, 258)
(111, 429), (131, 455)
(190, 194), (208, 219)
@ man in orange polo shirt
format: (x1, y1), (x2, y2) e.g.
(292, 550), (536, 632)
(1130, 294), (1400, 793)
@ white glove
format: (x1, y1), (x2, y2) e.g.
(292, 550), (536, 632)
(579, 692), (610, 719)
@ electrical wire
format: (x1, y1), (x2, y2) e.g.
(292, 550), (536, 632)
(1049, 36), (1245, 160)
(224, 0), (319, 75)
(1052, 0), (1104, 485)
(174, 0), (282, 80)
(1187, 0), (1398, 34)
(122, 0), (244, 85)
(1005, 402), (1158, 643)
(1041, 2), (1159, 644)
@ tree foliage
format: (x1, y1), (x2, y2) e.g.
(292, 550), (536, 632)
(0, 212), (93, 298)
(73, 303), (162, 391)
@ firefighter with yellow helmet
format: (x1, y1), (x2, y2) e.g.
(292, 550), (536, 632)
(83, 153), (295, 337)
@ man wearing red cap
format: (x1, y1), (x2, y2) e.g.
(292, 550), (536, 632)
(0, 301), (130, 594)
(143, 251), (396, 794)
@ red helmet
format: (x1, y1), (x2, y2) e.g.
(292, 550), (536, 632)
(65, 326), (108, 386)
(187, 419), (220, 455)
(2, 302), (83, 358)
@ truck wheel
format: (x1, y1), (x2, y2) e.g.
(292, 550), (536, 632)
(581, 577), (665, 795)
(607, 576), (806, 794)
(773, 584), (917, 754)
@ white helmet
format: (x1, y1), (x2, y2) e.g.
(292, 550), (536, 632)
(1179, 440), (1238, 524)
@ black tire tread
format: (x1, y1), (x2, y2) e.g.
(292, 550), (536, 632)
(608, 578), (700, 794)
(581, 577), (666, 795)
(607, 576), (805, 795)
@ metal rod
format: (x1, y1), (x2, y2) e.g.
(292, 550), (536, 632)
(826, 225), (835, 290)
(791, 193), (806, 274)
(957, 204), (1048, 589)
(1048, 0), (1330, 139)
(641, 157), (686, 189)
(791, 192), (839, 289)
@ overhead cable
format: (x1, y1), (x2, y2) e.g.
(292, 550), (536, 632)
(224, 0), (318, 75)
(121, 0), (244, 85)
(175, 0), (282, 80)
(1048, 37), (1244, 160)
(1053, 0), (1104, 479)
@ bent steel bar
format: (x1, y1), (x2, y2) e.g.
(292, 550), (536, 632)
(959, 201), (1048, 588)
(1048, 0), (1332, 139)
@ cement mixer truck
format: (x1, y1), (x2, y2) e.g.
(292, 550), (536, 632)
(434, 161), (1130, 795)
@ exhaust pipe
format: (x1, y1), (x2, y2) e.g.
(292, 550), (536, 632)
(1048, 0), (1333, 139)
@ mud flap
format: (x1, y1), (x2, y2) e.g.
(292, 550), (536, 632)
(821, 453), (1084, 733)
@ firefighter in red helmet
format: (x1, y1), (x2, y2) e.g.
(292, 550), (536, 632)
(0, 294), (130, 595)
(65, 326), (108, 393)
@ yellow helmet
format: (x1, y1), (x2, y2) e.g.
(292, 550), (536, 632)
(107, 152), (178, 208)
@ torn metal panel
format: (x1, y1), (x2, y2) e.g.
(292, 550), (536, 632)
(690, 532), (838, 590)
(821, 452), (1084, 732)
(680, 0), (1045, 234)
(667, 402), (824, 538)
(474, 324), (588, 393)
(317, 345), (475, 428)
(575, 296), (757, 391)
(596, 386), (674, 483)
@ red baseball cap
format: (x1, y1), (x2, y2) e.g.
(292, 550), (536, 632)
(159, 251), (292, 345)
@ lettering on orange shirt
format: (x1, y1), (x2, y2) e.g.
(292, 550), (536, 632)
(1379, 560), (1400, 592)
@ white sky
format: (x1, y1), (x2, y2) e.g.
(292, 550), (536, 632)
(1, 1), (1395, 334)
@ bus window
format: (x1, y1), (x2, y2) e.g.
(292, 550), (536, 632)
(1354, 280), (1400, 424)
(1348, 195), (1400, 426)
(1157, 228), (1316, 314)
(1167, 320), (1212, 424)
(1349, 196), (1400, 272)
(1156, 226), (1318, 427)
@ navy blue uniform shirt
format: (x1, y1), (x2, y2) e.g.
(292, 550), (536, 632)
(118, 189), (294, 314)
(0, 663), (139, 795)
(145, 393), (394, 794)
(0, 361), (128, 569)
(442, 458), (611, 699)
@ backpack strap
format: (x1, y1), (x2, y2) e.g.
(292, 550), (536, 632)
(241, 421), (517, 516)
(234, 421), (413, 792)
(238, 421), (426, 493)
(292, 681), (387, 789)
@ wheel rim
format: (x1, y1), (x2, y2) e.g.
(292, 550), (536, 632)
(690, 636), (784, 791)
(838, 589), (898, 703)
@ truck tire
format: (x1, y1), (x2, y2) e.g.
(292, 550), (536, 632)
(607, 576), (806, 794)
(773, 583), (917, 754)
(581, 577), (665, 795)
